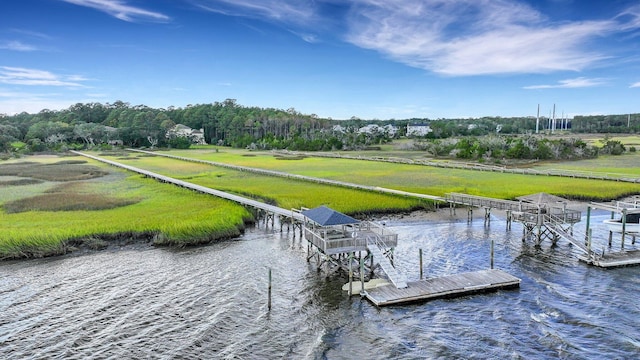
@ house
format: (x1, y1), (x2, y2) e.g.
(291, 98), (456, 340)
(358, 124), (399, 137)
(166, 124), (207, 145)
(406, 123), (432, 137)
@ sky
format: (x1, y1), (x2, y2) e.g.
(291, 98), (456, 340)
(1, 0), (640, 120)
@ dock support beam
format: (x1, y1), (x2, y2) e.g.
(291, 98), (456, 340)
(467, 208), (473, 223)
(621, 209), (627, 249)
(348, 252), (353, 296)
(359, 256), (365, 296)
(585, 206), (591, 245)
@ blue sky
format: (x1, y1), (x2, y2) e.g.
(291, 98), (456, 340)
(1, 0), (639, 120)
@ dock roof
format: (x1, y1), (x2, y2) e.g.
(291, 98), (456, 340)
(301, 206), (359, 226)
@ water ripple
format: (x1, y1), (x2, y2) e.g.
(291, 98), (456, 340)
(1, 217), (639, 359)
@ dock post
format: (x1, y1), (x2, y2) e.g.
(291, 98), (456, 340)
(490, 238), (494, 269)
(587, 228), (592, 255)
(585, 206), (591, 245)
(484, 207), (491, 227)
(348, 253), (353, 296)
(621, 209), (627, 249)
(506, 210), (512, 231)
(268, 268), (272, 311)
(467, 208), (473, 223)
(369, 251), (374, 277)
(419, 248), (423, 280)
(359, 256), (365, 296)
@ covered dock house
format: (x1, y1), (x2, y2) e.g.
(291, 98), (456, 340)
(300, 206), (406, 288)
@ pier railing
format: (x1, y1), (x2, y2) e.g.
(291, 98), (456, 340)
(303, 221), (397, 255)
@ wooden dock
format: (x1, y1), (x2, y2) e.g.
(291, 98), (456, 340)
(363, 269), (520, 307)
(579, 250), (640, 268)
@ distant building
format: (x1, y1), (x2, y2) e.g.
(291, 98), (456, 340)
(382, 124), (398, 137)
(166, 124), (207, 145)
(358, 124), (399, 137)
(406, 123), (432, 137)
(358, 124), (382, 134)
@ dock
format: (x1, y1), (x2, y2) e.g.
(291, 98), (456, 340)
(363, 269), (520, 307)
(579, 250), (640, 268)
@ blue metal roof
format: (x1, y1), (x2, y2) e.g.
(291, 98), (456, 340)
(301, 206), (359, 226)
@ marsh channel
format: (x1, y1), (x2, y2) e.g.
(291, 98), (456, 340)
(1, 209), (639, 359)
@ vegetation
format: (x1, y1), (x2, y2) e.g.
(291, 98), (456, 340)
(158, 147), (640, 201)
(93, 152), (427, 214)
(3, 100), (637, 162)
(0, 157), (252, 259)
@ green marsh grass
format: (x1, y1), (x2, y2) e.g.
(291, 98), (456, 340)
(0, 156), (252, 259)
(93, 152), (426, 214)
(160, 147), (640, 201)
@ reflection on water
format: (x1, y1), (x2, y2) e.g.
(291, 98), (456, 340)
(1, 212), (638, 359)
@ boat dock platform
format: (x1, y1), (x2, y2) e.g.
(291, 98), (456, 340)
(579, 250), (640, 268)
(363, 269), (520, 307)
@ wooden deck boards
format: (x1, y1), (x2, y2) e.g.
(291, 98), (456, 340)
(364, 269), (520, 307)
(579, 250), (640, 268)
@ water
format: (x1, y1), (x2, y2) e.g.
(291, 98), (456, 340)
(1, 212), (639, 359)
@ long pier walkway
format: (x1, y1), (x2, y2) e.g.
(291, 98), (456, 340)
(70, 151), (305, 225)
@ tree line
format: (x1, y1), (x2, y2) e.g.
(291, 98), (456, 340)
(0, 100), (636, 159)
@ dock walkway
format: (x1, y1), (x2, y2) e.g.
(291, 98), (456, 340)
(363, 269), (520, 306)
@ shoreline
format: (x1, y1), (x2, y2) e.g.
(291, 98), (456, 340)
(0, 197), (630, 262)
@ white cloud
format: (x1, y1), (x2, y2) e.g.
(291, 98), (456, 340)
(61, 0), (170, 22)
(0, 66), (89, 87)
(345, 0), (621, 76)
(0, 41), (38, 51)
(631, 82), (640, 88)
(190, 1), (639, 76)
(523, 77), (607, 89)
(191, 0), (316, 25)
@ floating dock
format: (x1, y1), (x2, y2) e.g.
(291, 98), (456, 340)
(579, 250), (640, 268)
(363, 269), (520, 307)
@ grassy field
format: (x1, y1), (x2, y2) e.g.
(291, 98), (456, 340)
(160, 147), (640, 201)
(93, 152), (427, 214)
(0, 156), (252, 259)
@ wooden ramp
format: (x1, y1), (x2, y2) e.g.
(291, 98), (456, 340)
(363, 269), (520, 307)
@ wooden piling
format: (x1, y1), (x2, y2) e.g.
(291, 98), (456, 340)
(490, 238), (494, 269)
(348, 252), (353, 296)
(419, 248), (423, 280)
(268, 268), (272, 311)
(621, 209), (627, 249)
(359, 256), (365, 295)
(585, 206), (591, 245)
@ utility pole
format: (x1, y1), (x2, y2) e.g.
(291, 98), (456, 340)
(552, 104), (556, 134)
(536, 104), (540, 134)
